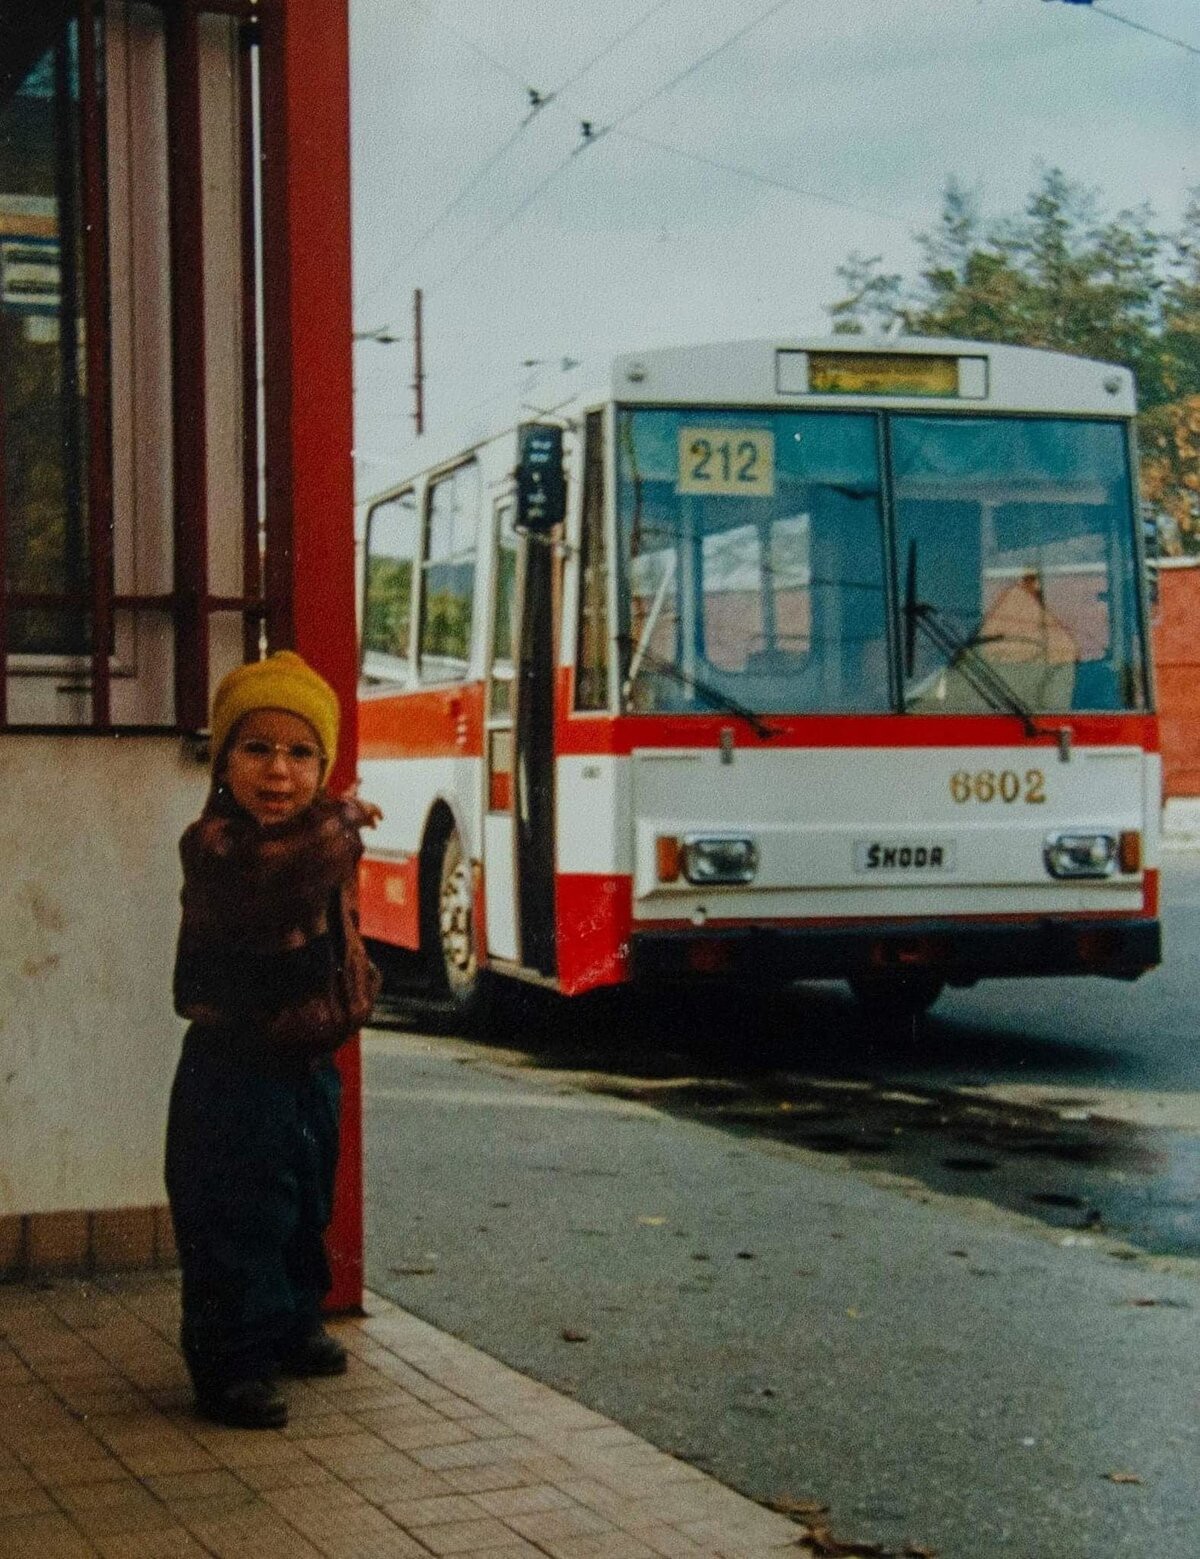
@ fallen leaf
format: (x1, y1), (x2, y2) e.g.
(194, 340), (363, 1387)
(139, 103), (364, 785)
(1104, 1471), (1143, 1485)
(846, 1308), (861, 1319)
(904, 1546), (938, 1558)
(637, 1215), (667, 1226)
(560, 1328), (590, 1343)
(766, 1494), (828, 1518)
(802, 1523), (887, 1557)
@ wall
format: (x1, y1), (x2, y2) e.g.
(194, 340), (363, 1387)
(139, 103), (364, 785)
(0, 737), (207, 1222)
(1152, 560), (1200, 799)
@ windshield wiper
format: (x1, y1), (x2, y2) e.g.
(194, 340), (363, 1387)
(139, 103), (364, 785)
(902, 539), (1070, 755)
(617, 633), (781, 740)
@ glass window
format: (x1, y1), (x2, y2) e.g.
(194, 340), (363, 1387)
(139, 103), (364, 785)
(575, 410), (609, 709)
(362, 490), (418, 683)
(616, 408), (888, 716)
(419, 461), (479, 681)
(1, 12), (91, 657)
(891, 416), (1147, 714)
(489, 498), (517, 718)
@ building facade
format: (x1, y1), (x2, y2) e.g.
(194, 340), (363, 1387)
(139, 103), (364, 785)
(0, 0), (362, 1306)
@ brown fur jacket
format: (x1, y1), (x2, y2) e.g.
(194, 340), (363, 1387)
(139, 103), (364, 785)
(174, 789), (381, 1067)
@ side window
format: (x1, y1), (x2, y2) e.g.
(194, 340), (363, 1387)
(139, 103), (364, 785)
(575, 410), (609, 709)
(490, 499), (518, 717)
(419, 461), (479, 682)
(361, 491), (418, 683)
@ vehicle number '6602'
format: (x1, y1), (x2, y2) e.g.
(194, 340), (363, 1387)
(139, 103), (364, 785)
(950, 768), (1046, 804)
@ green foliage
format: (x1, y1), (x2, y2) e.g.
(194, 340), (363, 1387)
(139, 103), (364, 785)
(422, 585), (472, 662)
(828, 168), (1200, 550)
(363, 557), (412, 660)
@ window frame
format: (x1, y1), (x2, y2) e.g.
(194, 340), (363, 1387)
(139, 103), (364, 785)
(360, 486), (419, 687)
(417, 457), (480, 686)
(0, 0), (275, 734)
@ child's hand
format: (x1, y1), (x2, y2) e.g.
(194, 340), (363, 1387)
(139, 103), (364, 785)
(340, 782), (383, 828)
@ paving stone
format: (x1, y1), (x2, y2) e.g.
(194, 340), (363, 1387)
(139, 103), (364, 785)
(0, 1275), (808, 1559)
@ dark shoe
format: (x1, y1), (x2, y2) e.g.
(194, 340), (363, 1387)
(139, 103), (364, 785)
(281, 1326), (348, 1377)
(196, 1377), (288, 1429)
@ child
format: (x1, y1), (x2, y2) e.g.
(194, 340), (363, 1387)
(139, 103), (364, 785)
(166, 651), (381, 1428)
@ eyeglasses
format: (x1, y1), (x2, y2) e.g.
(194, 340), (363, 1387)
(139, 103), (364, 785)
(231, 739), (325, 766)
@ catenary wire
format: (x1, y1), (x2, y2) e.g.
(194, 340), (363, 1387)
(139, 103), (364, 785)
(610, 127), (910, 227)
(423, 0), (803, 295)
(1090, 4), (1200, 59)
(403, 0), (531, 90)
(591, 0), (798, 142)
(359, 0), (683, 312)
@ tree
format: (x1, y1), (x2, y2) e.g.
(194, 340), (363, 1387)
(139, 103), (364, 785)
(827, 169), (1200, 549)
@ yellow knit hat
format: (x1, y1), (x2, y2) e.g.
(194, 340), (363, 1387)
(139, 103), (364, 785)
(210, 651), (339, 776)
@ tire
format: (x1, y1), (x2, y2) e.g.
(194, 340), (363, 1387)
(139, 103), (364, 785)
(848, 971), (945, 1023)
(427, 827), (489, 1025)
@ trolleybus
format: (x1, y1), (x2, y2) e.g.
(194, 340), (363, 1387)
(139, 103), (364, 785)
(357, 338), (1161, 1019)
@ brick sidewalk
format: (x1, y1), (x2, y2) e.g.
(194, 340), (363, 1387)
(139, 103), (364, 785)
(0, 1274), (803, 1559)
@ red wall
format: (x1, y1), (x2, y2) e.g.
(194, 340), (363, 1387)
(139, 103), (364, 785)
(1153, 565), (1200, 798)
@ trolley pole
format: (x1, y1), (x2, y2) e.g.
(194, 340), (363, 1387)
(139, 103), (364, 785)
(412, 287), (425, 436)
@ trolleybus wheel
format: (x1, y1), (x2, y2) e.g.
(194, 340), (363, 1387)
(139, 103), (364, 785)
(429, 827), (488, 1023)
(848, 972), (945, 1023)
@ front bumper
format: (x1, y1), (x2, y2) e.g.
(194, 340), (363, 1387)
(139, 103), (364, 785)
(630, 916), (1162, 986)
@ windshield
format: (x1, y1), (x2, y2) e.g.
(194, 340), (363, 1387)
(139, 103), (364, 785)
(616, 409), (891, 716)
(613, 407), (1147, 718)
(893, 416), (1147, 714)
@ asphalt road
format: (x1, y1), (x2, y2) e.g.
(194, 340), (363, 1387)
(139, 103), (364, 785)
(362, 857), (1200, 1559)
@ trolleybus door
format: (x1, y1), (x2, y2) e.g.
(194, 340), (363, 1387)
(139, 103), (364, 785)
(482, 498), (520, 962)
(483, 492), (558, 976)
(512, 516), (558, 976)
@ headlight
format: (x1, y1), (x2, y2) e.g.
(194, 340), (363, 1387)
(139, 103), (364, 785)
(681, 834), (758, 885)
(1043, 831), (1117, 880)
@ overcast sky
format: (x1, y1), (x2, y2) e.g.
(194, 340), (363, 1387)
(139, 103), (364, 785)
(348, 0), (1198, 496)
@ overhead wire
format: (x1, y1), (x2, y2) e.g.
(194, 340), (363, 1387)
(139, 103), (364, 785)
(1090, 4), (1200, 58)
(609, 127), (910, 227)
(359, 0), (682, 312)
(549, 0), (680, 99)
(402, 0), (531, 90)
(423, 0), (804, 294)
(365, 0), (1197, 319)
(589, 0), (799, 144)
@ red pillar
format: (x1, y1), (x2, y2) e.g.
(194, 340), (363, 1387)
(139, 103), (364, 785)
(260, 0), (362, 1312)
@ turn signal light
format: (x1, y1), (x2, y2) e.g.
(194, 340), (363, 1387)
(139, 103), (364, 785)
(656, 834), (681, 883)
(1118, 830), (1142, 874)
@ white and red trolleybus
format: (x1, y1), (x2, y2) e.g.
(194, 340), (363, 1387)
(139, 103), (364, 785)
(357, 338), (1161, 1020)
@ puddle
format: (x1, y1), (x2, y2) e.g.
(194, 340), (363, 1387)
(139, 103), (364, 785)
(592, 1073), (1198, 1258)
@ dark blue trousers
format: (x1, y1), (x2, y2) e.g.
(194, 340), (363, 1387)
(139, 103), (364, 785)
(165, 1029), (341, 1395)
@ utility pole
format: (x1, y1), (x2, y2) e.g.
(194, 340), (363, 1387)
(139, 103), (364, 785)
(412, 287), (425, 436)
